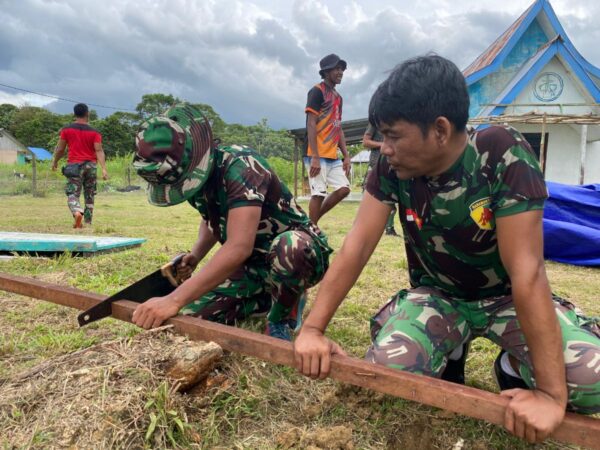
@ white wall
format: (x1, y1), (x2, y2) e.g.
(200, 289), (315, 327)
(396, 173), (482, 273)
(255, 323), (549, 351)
(586, 141), (600, 184)
(511, 123), (584, 184)
(0, 150), (18, 164)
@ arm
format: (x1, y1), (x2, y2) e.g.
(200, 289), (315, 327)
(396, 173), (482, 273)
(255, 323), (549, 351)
(294, 192), (392, 378)
(362, 132), (382, 150)
(132, 206), (261, 329)
(496, 210), (567, 443)
(177, 219), (219, 280)
(339, 129), (350, 176)
(51, 139), (67, 171)
(94, 142), (109, 180)
(306, 112), (321, 178)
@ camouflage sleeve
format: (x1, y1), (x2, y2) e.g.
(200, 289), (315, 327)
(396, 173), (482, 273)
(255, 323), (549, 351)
(365, 152), (399, 206)
(224, 155), (271, 209)
(488, 127), (548, 218)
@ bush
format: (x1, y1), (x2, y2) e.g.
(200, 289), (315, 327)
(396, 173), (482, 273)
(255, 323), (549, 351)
(267, 156), (295, 188)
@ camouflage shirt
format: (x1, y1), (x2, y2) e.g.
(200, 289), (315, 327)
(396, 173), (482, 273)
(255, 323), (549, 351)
(366, 126), (548, 300)
(188, 145), (330, 263)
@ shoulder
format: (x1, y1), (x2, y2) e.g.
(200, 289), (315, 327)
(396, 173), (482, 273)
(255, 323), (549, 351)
(307, 84), (324, 99)
(62, 123), (100, 133)
(473, 126), (527, 154)
(220, 145), (267, 170)
(308, 83), (324, 93)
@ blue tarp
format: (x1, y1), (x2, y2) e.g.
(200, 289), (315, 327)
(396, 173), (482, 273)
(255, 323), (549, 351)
(26, 147), (52, 160)
(543, 182), (600, 266)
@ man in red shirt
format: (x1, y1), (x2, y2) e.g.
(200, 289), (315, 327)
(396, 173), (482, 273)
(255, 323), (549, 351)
(52, 103), (108, 228)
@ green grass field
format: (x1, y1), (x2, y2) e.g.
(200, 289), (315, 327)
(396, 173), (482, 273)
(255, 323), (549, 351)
(0, 191), (598, 449)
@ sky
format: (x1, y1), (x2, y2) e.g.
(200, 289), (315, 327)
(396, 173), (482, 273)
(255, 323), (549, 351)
(1, 0), (599, 129)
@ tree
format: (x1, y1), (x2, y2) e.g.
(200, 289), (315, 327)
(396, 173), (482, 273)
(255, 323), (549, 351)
(136, 93), (180, 120)
(219, 118), (294, 160)
(190, 102), (226, 135)
(92, 112), (139, 157)
(9, 107), (71, 150)
(0, 103), (18, 129)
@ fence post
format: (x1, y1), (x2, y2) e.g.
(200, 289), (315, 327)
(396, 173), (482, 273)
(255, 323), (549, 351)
(31, 153), (37, 196)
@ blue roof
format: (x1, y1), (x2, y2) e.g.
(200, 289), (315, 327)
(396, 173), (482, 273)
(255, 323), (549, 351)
(477, 37), (600, 121)
(27, 147), (53, 160)
(464, 0), (600, 86)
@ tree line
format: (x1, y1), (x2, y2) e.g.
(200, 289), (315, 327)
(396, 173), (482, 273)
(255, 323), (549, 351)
(0, 93), (295, 160)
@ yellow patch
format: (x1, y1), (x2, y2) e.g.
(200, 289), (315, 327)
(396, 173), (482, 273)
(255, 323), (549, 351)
(469, 197), (494, 230)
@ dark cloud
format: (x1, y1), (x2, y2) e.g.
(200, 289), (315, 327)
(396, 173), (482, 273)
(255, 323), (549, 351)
(0, 0), (597, 128)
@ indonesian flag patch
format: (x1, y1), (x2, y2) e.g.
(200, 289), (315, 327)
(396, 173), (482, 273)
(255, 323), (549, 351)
(406, 208), (423, 230)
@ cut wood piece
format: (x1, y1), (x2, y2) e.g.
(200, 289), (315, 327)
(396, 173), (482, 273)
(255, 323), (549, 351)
(1, 272), (599, 450)
(166, 340), (223, 391)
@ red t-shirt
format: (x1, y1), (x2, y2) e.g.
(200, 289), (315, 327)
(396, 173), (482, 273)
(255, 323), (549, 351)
(60, 123), (102, 163)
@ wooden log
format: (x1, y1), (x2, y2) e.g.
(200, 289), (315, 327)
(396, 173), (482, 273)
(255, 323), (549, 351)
(0, 272), (599, 449)
(166, 340), (223, 391)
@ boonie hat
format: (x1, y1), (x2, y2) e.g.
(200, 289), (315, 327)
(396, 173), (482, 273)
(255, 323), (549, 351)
(133, 103), (214, 206)
(319, 53), (347, 77)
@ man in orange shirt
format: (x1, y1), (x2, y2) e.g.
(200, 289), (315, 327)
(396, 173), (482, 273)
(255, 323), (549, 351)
(304, 54), (351, 225)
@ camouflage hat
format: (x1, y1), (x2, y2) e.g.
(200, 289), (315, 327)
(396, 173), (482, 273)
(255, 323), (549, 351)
(133, 103), (214, 206)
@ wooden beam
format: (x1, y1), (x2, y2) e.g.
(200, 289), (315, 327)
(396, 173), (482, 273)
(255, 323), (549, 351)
(0, 272), (598, 449)
(580, 124), (588, 185)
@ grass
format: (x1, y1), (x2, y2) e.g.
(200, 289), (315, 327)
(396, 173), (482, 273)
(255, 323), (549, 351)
(0, 191), (598, 449)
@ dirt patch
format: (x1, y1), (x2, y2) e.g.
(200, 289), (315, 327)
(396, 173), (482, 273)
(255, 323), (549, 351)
(277, 425), (354, 449)
(385, 417), (433, 450)
(0, 328), (223, 449)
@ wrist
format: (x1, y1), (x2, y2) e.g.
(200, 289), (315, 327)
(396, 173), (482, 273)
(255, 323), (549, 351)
(302, 322), (326, 335)
(537, 387), (568, 407)
(168, 293), (189, 309)
(189, 251), (201, 264)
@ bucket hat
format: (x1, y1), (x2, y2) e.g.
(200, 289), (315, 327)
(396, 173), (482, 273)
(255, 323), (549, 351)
(319, 53), (347, 77)
(133, 103), (214, 206)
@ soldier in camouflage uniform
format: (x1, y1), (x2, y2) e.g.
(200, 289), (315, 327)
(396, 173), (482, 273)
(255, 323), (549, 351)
(130, 103), (332, 341)
(52, 103), (108, 228)
(294, 56), (599, 443)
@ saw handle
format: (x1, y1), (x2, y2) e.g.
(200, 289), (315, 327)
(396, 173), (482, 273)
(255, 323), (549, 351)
(160, 254), (186, 287)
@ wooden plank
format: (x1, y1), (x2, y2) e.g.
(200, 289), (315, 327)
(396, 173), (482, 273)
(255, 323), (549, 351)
(0, 271), (598, 449)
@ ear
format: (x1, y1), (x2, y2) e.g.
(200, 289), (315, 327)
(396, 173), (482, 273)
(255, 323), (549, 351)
(433, 117), (452, 146)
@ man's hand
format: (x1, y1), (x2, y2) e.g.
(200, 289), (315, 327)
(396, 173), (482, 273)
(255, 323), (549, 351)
(102, 168), (108, 180)
(177, 253), (200, 281)
(294, 326), (347, 379)
(132, 296), (181, 329)
(310, 156), (321, 178)
(501, 388), (566, 443)
(51, 162), (58, 172)
(342, 158), (351, 177)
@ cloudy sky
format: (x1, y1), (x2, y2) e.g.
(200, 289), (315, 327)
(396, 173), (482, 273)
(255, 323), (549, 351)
(1, 0), (599, 129)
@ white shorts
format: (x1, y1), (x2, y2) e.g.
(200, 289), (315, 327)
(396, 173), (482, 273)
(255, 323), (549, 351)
(304, 157), (350, 197)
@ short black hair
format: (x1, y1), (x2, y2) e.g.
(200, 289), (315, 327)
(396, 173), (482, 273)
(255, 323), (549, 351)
(73, 103), (89, 118)
(368, 54), (469, 136)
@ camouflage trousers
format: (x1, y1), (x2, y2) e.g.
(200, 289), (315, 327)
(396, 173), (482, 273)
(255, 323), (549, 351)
(65, 161), (97, 223)
(180, 229), (329, 325)
(366, 286), (600, 414)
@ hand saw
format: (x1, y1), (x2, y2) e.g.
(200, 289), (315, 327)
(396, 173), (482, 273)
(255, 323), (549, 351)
(77, 254), (185, 326)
